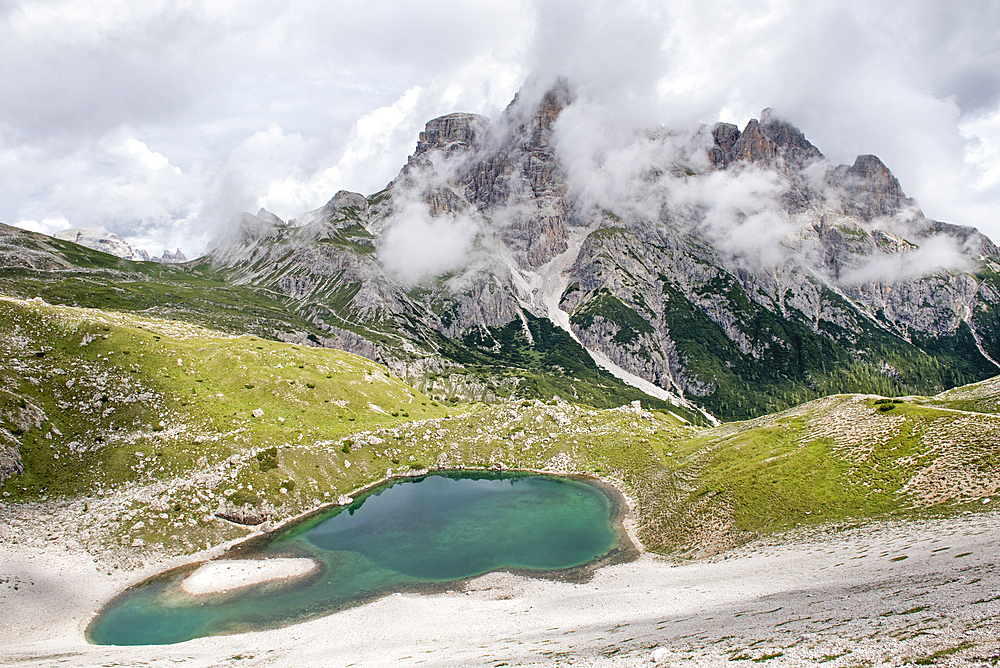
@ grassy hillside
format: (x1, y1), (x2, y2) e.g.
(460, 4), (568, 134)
(1, 293), (998, 561)
(0, 225), (698, 417)
(0, 231), (329, 342)
(638, 393), (1000, 555)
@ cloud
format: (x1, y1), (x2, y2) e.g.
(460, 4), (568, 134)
(0, 0), (997, 262)
(549, 88), (979, 279)
(840, 234), (975, 285)
(0, 128), (203, 255)
(0, 0), (531, 258)
(373, 135), (488, 284)
(551, 99), (798, 268)
(378, 203), (479, 284)
(12, 216), (69, 236)
(964, 110), (1000, 188)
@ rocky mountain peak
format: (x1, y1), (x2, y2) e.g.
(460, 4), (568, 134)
(384, 80), (576, 270)
(530, 78), (574, 144)
(709, 122), (741, 168)
(255, 208), (286, 227)
(155, 248), (188, 263)
(842, 154), (910, 220)
(847, 154), (899, 185)
(209, 210), (282, 264)
(759, 108), (824, 167)
(729, 118), (777, 166)
(321, 191), (369, 219)
(415, 113), (488, 157)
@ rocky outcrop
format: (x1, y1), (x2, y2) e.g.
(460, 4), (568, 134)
(759, 108), (824, 168)
(729, 119), (777, 166)
(709, 123), (741, 168)
(320, 191), (369, 220)
(0, 393), (44, 485)
(841, 154), (912, 220)
(414, 113), (488, 156)
(214, 500), (274, 526)
(0, 441), (23, 485)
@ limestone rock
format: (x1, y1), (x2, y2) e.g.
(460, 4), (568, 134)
(0, 442), (23, 485)
(729, 118), (777, 166)
(214, 501), (273, 526)
(414, 113), (488, 156)
(709, 122), (741, 168)
(53, 228), (149, 261)
(841, 154), (912, 220)
(759, 107), (824, 167)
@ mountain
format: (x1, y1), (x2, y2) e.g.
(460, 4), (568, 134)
(199, 81), (1000, 421)
(3, 81), (999, 422)
(52, 228), (187, 263)
(4, 84), (1000, 664)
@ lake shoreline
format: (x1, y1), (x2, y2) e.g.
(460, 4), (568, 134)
(87, 469), (638, 645)
(223, 465), (642, 574)
(3, 505), (997, 666)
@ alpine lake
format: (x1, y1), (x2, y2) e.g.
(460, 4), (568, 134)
(87, 470), (637, 645)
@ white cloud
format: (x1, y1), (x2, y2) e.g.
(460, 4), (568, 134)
(0, 0), (997, 261)
(12, 216), (69, 236)
(841, 234), (975, 285)
(960, 108), (1000, 224)
(378, 203), (479, 284)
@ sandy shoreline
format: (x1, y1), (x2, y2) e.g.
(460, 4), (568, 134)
(2, 507), (998, 667)
(179, 557), (319, 595)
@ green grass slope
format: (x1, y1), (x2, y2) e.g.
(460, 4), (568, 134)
(0, 225), (699, 419)
(639, 393), (1000, 556)
(0, 295), (452, 543)
(2, 292), (997, 561)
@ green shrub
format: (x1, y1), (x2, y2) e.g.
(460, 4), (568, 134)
(256, 447), (278, 472)
(229, 490), (259, 507)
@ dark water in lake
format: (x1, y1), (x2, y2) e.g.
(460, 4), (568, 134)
(87, 471), (627, 645)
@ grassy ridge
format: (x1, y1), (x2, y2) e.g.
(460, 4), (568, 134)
(2, 295), (998, 559)
(0, 296), (448, 499)
(637, 394), (1000, 555)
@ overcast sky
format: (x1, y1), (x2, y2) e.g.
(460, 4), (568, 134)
(2, 0), (999, 258)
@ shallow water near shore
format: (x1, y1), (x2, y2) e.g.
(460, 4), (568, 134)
(87, 471), (631, 645)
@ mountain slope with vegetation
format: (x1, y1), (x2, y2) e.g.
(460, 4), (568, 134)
(185, 82), (1000, 422)
(3, 295), (997, 563)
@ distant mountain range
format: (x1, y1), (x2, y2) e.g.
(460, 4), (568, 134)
(54, 228), (187, 264)
(4, 80), (1000, 423)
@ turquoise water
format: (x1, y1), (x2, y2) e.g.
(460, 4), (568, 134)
(87, 471), (625, 645)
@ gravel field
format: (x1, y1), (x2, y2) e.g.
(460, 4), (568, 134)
(2, 509), (997, 667)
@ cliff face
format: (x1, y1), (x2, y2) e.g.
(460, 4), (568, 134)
(205, 82), (1000, 420)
